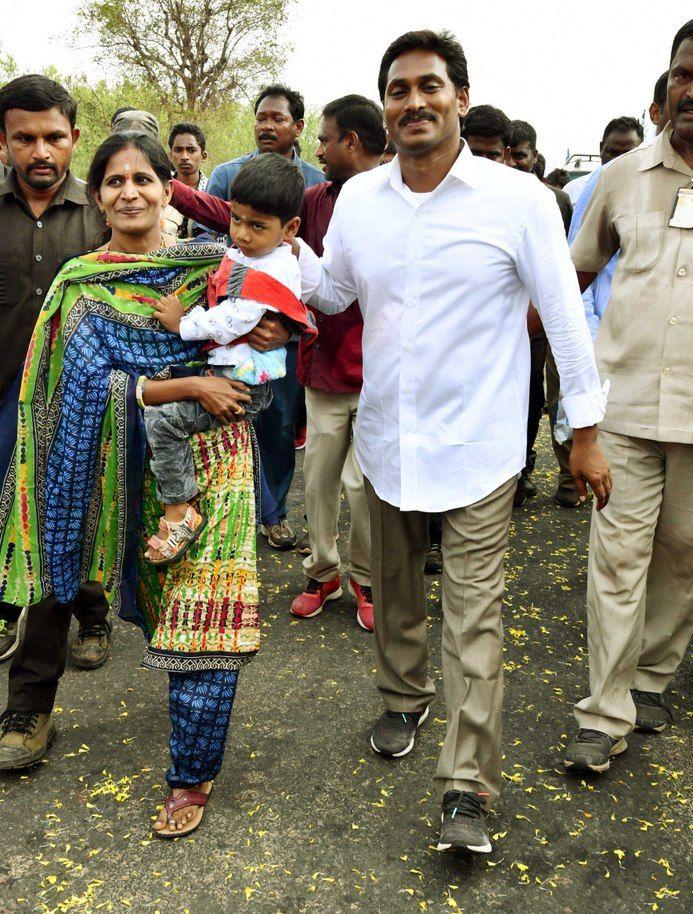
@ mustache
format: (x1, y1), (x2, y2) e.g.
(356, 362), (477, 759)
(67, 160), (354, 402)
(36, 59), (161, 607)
(398, 109), (437, 127)
(28, 161), (57, 171)
(677, 100), (693, 112)
(258, 132), (277, 141)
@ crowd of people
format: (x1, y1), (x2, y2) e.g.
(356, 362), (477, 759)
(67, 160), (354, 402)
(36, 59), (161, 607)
(0, 19), (690, 854)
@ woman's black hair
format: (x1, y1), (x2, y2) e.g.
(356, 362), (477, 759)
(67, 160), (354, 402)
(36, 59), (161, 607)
(86, 131), (173, 198)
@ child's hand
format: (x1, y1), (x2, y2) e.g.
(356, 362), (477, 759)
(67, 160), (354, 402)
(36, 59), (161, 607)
(153, 294), (185, 334)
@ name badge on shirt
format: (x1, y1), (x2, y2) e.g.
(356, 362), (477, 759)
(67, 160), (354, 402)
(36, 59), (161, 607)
(669, 185), (693, 229)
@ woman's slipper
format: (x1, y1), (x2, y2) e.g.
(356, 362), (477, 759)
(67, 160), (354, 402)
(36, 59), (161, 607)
(153, 782), (213, 839)
(145, 505), (207, 567)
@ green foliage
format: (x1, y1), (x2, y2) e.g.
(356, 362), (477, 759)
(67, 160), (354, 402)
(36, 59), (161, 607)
(77, 0), (293, 112)
(0, 54), (321, 180)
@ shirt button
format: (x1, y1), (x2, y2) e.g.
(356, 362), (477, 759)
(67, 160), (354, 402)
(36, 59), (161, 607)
(35, 254), (43, 262)
(677, 266), (687, 277)
(36, 221), (43, 228)
(669, 316), (678, 325)
(36, 288), (43, 296)
(663, 367), (671, 374)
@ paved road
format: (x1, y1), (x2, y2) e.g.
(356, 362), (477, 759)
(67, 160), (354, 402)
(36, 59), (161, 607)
(1, 426), (690, 914)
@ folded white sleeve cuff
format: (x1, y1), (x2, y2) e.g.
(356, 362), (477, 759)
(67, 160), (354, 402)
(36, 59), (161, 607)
(561, 382), (609, 429)
(179, 306), (206, 341)
(296, 238), (323, 300)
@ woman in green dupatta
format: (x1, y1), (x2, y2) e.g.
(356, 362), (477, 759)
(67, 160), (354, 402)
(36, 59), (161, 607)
(1, 132), (283, 837)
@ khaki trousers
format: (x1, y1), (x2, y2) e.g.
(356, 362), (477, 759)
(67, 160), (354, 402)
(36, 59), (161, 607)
(365, 475), (516, 803)
(545, 347), (576, 496)
(302, 387), (370, 585)
(575, 431), (693, 737)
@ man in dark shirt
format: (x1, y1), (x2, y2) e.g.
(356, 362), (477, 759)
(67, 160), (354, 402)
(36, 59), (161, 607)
(289, 95), (385, 630)
(0, 75), (110, 771)
(508, 119), (573, 506)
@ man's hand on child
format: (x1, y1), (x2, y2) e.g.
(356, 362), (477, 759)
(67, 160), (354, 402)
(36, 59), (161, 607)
(153, 294), (185, 334)
(247, 314), (291, 351)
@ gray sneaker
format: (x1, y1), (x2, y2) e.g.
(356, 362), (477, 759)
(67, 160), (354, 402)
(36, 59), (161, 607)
(370, 706), (429, 758)
(437, 790), (492, 854)
(631, 690), (673, 733)
(0, 609), (25, 663)
(564, 728), (627, 773)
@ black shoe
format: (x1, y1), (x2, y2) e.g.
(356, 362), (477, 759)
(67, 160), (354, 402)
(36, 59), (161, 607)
(631, 690), (673, 733)
(524, 478), (538, 497)
(424, 542), (442, 575)
(553, 488), (580, 508)
(370, 706), (429, 758)
(70, 621), (111, 670)
(437, 790), (492, 854)
(513, 475), (527, 507)
(564, 728), (627, 773)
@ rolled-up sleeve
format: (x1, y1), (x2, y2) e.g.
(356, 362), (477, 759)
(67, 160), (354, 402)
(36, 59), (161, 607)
(570, 171), (619, 274)
(179, 300), (266, 345)
(297, 196), (358, 314)
(516, 186), (606, 429)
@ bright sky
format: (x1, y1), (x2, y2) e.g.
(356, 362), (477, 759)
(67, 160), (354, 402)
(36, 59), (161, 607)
(0, 0), (690, 169)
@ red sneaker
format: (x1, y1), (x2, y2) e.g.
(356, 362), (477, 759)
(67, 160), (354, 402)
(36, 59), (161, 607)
(290, 576), (342, 618)
(349, 579), (374, 632)
(294, 426), (307, 450)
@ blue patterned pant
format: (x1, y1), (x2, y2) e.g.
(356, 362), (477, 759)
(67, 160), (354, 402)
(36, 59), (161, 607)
(167, 668), (240, 789)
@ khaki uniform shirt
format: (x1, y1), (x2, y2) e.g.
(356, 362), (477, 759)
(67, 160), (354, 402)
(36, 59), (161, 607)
(571, 128), (693, 444)
(0, 170), (106, 398)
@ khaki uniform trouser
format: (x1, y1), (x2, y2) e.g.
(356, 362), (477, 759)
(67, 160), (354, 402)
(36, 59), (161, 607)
(574, 430), (693, 737)
(545, 347), (576, 496)
(365, 475), (516, 804)
(302, 387), (370, 585)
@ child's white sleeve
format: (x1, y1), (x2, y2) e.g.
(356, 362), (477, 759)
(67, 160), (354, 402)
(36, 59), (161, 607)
(179, 299), (268, 345)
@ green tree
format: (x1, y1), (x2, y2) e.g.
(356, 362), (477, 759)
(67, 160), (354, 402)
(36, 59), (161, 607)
(77, 0), (293, 113)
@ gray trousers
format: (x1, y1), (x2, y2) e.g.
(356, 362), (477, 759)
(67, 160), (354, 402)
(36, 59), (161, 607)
(144, 369), (271, 505)
(365, 475), (516, 804)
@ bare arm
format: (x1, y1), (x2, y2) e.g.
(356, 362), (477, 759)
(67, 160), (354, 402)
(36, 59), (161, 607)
(143, 374), (252, 424)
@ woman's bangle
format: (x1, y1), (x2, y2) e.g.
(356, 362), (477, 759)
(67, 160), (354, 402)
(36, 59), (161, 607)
(135, 375), (148, 410)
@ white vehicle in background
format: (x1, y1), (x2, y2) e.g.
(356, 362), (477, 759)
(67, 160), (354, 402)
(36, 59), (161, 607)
(563, 152), (601, 180)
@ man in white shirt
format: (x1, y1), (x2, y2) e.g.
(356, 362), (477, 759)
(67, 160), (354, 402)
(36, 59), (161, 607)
(296, 29), (611, 855)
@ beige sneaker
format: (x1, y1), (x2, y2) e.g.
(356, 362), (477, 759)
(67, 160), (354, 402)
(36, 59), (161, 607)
(70, 621), (111, 670)
(260, 519), (297, 550)
(0, 711), (56, 770)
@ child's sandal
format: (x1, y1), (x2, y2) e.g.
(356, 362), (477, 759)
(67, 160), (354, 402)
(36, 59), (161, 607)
(146, 506), (207, 567)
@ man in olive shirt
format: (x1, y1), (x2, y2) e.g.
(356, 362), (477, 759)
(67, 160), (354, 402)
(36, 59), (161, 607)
(0, 75), (110, 770)
(564, 20), (693, 773)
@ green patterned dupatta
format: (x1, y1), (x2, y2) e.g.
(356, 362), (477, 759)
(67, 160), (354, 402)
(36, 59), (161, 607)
(0, 243), (224, 612)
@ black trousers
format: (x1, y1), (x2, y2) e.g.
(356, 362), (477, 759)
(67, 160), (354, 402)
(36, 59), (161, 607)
(524, 333), (548, 477)
(5, 582), (109, 713)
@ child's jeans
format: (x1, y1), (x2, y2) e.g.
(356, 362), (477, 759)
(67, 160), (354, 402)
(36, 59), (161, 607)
(144, 368), (271, 505)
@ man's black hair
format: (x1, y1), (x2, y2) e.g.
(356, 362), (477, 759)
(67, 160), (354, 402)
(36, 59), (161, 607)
(545, 167), (570, 189)
(0, 74), (77, 132)
(510, 119), (537, 150)
(653, 71), (669, 108)
(378, 30), (469, 101)
(601, 116), (644, 144)
(230, 152), (305, 224)
(534, 152), (546, 180)
(321, 94), (387, 156)
(168, 121), (206, 151)
(462, 105), (512, 147)
(671, 19), (693, 62)
(254, 84), (305, 122)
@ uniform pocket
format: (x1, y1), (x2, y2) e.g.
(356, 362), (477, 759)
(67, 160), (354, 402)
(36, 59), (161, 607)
(615, 211), (666, 273)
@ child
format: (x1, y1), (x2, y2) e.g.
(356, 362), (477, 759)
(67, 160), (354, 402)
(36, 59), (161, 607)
(142, 153), (316, 566)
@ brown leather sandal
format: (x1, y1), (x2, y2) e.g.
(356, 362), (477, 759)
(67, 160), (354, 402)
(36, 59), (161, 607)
(153, 782), (213, 838)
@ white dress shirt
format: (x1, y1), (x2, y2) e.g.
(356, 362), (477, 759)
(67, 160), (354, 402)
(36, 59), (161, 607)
(297, 144), (606, 512)
(180, 244), (300, 366)
(564, 172), (593, 205)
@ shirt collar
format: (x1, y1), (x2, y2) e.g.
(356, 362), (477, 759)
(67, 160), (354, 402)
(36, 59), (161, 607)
(637, 126), (693, 177)
(384, 139), (479, 195)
